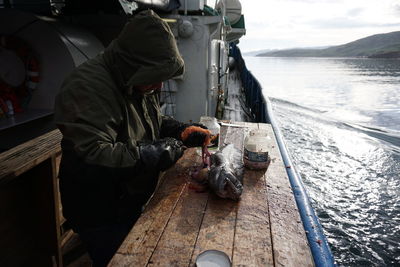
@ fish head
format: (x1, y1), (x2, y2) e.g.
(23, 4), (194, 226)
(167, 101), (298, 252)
(215, 169), (243, 200)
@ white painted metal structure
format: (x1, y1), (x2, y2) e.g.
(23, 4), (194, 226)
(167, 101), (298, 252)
(161, 14), (222, 122)
(159, 0), (246, 123)
(0, 0), (246, 147)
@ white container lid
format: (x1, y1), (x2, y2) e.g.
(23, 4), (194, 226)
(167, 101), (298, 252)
(195, 250), (231, 267)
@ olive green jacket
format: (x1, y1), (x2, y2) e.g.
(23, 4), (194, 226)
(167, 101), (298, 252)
(55, 10), (184, 168)
(54, 10), (184, 229)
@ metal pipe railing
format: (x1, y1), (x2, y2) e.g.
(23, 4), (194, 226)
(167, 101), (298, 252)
(230, 42), (335, 266)
(264, 95), (335, 267)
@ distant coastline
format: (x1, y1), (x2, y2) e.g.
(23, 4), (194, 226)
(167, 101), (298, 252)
(255, 31), (400, 58)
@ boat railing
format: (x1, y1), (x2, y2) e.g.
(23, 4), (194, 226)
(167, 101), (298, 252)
(230, 42), (335, 267)
(229, 43), (268, 123)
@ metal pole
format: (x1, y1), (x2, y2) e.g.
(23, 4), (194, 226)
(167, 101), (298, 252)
(184, 0), (187, 15)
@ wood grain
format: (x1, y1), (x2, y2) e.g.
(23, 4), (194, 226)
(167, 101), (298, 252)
(0, 129), (62, 184)
(110, 148), (200, 266)
(110, 122), (315, 267)
(147, 186), (208, 266)
(258, 123), (314, 267)
(232, 169), (274, 267)
(190, 122), (245, 265)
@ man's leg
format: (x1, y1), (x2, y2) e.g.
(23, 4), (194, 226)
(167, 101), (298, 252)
(77, 211), (141, 267)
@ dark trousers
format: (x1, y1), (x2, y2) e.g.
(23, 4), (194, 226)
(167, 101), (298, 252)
(77, 218), (138, 267)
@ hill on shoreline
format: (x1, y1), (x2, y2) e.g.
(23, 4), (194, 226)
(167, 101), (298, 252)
(257, 31), (400, 58)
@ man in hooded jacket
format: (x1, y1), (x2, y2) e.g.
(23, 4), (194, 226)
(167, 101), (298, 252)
(54, 10), (209, 266)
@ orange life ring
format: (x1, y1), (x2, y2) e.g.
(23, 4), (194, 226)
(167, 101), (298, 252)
(0, 35), (40, 114)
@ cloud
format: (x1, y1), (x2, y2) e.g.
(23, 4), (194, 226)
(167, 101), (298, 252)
(239, 0), (400, 51)
(308, 17), (400, 29)
(392, 3), (400, 15)
(346, 8), (364, 17)
(276, 0), (344, 3)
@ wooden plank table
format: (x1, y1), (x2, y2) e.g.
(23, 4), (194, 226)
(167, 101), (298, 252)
(0, 129), (63, 267)
(109, 122), (314, 267)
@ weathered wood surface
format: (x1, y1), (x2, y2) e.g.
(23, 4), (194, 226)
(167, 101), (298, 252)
(258, 123), (314, 267)
(0, 129), (63, 266)
(110, 122), (313, 267)
(110, 149), (200, 266)
(0, 129), (62, 184)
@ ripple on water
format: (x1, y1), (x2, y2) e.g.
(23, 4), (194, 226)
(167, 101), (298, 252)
(247, 56), (400, 265)
(273, 102), (400, 266)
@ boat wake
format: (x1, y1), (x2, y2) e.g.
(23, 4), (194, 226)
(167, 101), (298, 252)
(270, 97), (400, 153)
(270, 97), (328, 114)
(269, 97), (400, 266)
(343, 122), (400, 150)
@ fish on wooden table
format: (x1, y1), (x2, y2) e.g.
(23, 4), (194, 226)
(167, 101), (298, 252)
(208, 144), (244, 200)
(187, 134), (244, 200)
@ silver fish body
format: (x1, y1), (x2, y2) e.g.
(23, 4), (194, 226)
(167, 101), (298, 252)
(208, 144), (244, 200)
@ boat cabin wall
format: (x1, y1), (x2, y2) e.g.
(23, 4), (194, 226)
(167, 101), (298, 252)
(163, 14), (222, 123)
(0, 9), (106, 151)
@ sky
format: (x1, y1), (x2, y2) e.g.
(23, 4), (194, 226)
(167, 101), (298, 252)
(236, 0), (400, 52)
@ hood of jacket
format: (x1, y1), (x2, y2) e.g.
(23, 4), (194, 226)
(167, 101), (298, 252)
(103, 9), (184, 92)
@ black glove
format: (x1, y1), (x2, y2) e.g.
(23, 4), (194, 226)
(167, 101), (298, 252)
(139, 138), (185, 171)
(160, 117), (210, 147)
(181, 126), (211, 147)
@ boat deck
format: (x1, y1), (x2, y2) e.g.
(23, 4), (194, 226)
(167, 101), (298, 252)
(109, 121), (314, 266)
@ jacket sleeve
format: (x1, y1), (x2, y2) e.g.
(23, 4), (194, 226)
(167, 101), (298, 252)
(55, 80), (140, 169)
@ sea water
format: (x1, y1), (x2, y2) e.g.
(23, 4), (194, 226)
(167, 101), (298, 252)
(244, 56), (400, 266)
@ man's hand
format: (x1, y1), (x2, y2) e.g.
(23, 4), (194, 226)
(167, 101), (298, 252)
(139, 138), (185, 171)
(180, 126), (211, 147)
(160, 117), (217, 147)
